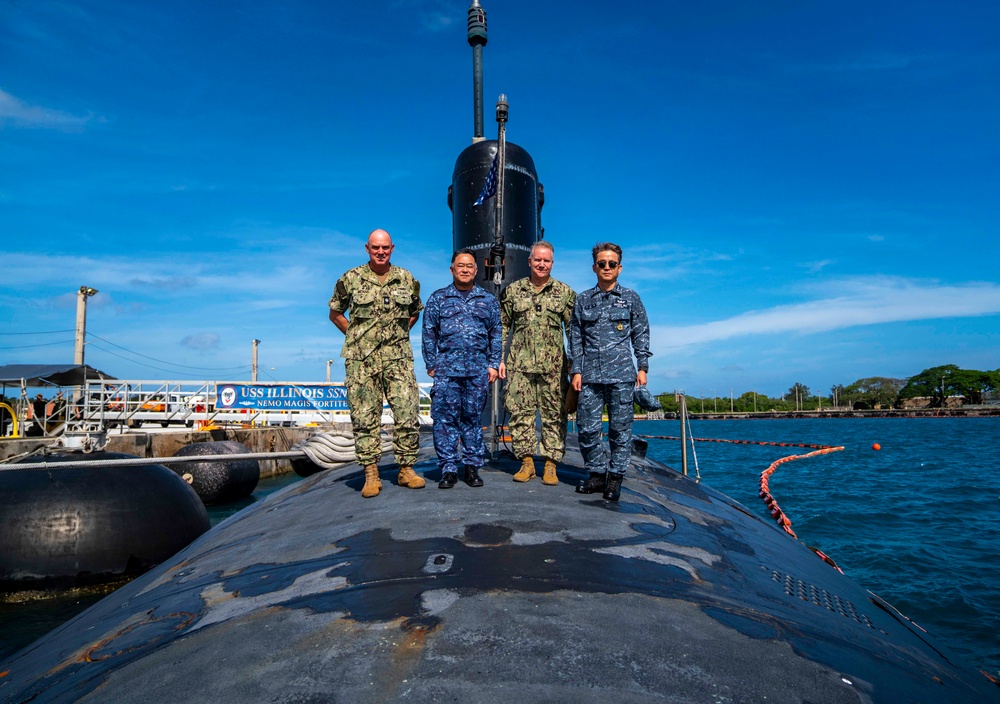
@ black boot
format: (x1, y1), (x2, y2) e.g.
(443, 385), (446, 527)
(463, 465), (484, 487)
(439, 471), (458, 489)
(603, 474), (623, 502)
(576, 472), (607, 494)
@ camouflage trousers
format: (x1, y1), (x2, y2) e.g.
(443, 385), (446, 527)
(345, 358), (420, 467)
(577, 382), (634, 476)
(430, 373), (489, 473)
(504, 370), (567, 462)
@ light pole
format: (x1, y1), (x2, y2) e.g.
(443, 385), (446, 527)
(73, 286), (98, 403)
(326, 359), (333, 383)
(74, 286), (98, 366)
(251, 339), (260, 382)
(712, 389), (717, 413)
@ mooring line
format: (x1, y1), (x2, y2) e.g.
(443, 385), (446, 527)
(635, 435), (835, 450)
(757, 445), (844, 540)
(635, 433), (845, 567)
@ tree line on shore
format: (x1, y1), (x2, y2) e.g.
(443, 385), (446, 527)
(652, 364), (1000, 413)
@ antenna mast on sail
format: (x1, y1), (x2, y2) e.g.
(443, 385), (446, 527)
(488, 94), (508, 456)
(468, 1), (487, 143)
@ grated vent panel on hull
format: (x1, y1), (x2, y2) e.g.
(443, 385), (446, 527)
(769, 569), (880, 631)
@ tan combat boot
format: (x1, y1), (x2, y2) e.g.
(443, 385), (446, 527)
(398, 466), (426, 489)
(513, 456), (536, 482)
(361, 464), (382, 498)
(541, 459), (559, 486)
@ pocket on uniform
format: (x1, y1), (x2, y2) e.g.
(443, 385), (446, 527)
(513, 298), (532, 313)
(352, 289), (378, 318)
(609, 309), (630, 333)
(543, 310), (563, 327)
(439, 306), (464, 337)
(391, 288), (414, 316)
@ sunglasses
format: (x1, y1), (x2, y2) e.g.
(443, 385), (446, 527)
(596, 260), (619, 270)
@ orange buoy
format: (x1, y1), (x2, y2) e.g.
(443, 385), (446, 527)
(872, 443), (881, 451)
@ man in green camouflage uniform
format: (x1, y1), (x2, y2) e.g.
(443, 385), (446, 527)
(329, 229), (425, 498)
(498, 241), (576, 485)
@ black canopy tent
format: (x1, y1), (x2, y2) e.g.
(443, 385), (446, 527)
(0, 365), (116, 438)
(0, 364), (116, 387)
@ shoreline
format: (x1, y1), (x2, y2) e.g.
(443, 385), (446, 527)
(642, 407), (1000, 421)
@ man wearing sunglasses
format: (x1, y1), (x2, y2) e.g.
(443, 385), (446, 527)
(569, 242), (651, 501)
(329, 229), (426, 499)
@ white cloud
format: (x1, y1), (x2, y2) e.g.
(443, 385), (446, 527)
(129, 276), (199, 291)
(0, 88), (94, 130)
(555, 240), (737, 288)
(653, 277), (1000, 350)
(181, 333), (220, 350)
(800, 259), (834, 273)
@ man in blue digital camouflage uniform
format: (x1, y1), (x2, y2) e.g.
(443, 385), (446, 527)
(569, 242), (651, 502)
(422, 249), (502, 489)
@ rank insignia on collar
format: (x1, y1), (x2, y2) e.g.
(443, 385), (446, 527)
(383, 296), (390, 306)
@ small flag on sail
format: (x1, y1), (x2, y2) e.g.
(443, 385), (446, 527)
(473, 152), (499, 206)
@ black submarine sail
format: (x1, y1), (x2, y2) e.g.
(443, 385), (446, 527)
(448, 0), (542, 290)
(1, 2), (998, 702)
(448, 0), (543, 452)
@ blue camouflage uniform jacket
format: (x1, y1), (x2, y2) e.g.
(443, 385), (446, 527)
(569, 283), (651, 384)
(422, 284), (502, 377)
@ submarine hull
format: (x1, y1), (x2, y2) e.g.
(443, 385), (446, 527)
(1, 433), (994, 703)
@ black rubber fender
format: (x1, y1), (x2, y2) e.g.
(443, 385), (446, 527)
(0, 452), (210, 591)
(171, 440), (260, 505)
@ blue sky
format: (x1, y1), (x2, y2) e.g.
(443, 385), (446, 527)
(2, 0), (998, 398)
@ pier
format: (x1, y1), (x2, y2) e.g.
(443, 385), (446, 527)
(0, 424), (352, 477)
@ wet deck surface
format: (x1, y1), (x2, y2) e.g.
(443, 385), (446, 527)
(2, 434), (996, 703)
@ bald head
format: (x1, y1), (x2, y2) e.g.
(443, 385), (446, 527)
(365, 229), (394, 274)
(367, 229), (392, 247)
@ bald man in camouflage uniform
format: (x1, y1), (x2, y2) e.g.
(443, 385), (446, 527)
(499, 241), (576, 486)
(329, 229), (425, 498)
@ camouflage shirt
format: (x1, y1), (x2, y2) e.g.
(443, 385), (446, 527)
(569, 282), (650, 384)
(500, 277), (576, 376)
(329, 264), (423, 364)
(422, 284), (502, 377)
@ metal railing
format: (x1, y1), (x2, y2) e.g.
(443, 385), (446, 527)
(37, 380), (435, 434)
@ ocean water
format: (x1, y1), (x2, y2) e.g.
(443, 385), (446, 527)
(635, 417), (1000, 678)
(2, 418), (998, 679)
